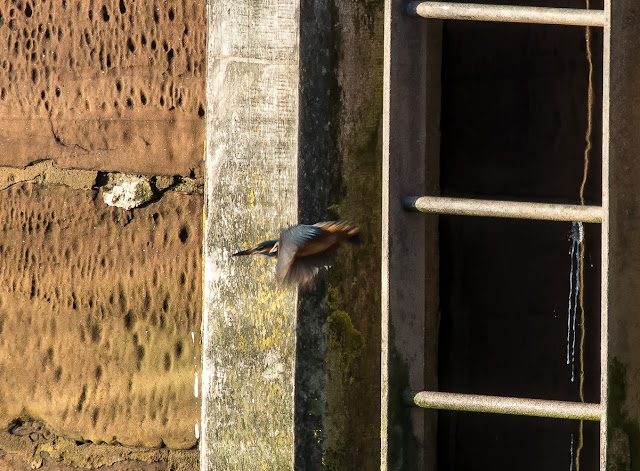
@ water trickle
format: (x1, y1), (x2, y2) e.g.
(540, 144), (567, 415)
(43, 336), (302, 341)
(566, 222), (584, 382)
(569, 433), (574, 471)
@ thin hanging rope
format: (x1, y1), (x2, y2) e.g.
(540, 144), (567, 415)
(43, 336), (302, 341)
(575, 5), (593, 469)
(579, 24), (594, 207)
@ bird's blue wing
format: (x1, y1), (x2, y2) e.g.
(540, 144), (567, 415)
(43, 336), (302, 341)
(275, 225), (326, 284)
(282, 252), (331, 287)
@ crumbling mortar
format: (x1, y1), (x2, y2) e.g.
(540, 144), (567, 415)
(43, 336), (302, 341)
(0, 160), (204, 202)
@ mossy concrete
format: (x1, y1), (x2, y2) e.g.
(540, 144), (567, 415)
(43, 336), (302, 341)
(607, 0), (640, 468)
(328, 305), (366, 377)
(607, 358), (639, 470)
(324, 0), (385, 469)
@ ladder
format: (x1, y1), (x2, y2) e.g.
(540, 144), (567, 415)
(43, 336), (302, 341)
(382, 1), (610, 469)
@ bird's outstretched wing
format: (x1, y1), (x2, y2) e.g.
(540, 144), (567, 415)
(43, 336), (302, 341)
(314, 220), (361, 244)
(281, 252), (331, 287)
(313, 220), (356, 233)
(276, 224), (326, 285)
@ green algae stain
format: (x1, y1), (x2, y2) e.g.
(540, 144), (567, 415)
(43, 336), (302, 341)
(328, 309), (365, 377)
(327, 288), (365, 378)
(608, 357), (640, 471)
(323, 447), (345, 471)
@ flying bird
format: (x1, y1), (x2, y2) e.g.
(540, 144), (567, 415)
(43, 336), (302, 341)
(233, 221), (360, 286)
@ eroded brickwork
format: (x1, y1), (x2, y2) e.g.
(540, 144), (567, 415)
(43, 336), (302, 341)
(0, 184), (202, 450)
(0, 1), (205, 468)
(0, 0), (205, 175)
(0, 0), (205, 468)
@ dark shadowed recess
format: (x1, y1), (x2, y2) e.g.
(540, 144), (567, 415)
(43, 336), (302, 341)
(437, 1), (604, 469)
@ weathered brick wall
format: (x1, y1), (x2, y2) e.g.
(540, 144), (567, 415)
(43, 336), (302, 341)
(0, 0), (205, 469)
(0, 0), (205, 176)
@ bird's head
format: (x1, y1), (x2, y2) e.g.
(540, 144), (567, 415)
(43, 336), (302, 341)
(233, 239), (278, 257)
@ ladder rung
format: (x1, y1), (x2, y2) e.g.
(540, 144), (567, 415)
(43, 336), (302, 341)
(403, 196), (603, 223)
(405, 390), (601, 421)
(406, 2), (605, 27)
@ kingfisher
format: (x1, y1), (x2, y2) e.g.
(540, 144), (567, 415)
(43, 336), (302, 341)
(233, 220), (360, 286)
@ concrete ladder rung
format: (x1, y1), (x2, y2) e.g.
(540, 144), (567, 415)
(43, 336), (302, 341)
(403, 196), (603, 223)
(406, 1), (605, 27)
(405, 390), (602, 421)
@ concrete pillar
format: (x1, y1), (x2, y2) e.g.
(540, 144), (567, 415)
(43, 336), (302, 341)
(606, 0), (640, 467)
(202, 0), (330, 469)
(382, 0), (441, 468)
(203, 0), (385, 469)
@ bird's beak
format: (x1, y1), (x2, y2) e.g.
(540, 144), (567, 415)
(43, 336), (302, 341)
(233, 248), (257, 256)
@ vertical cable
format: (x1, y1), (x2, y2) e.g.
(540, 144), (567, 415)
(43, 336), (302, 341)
(576, 4), (594, 468)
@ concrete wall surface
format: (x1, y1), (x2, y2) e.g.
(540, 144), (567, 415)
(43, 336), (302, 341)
(607, 0), (640, 468)
(202, 0), (384, 470)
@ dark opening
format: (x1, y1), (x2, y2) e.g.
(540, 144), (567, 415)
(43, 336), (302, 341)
(437, 1), (604, 469)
